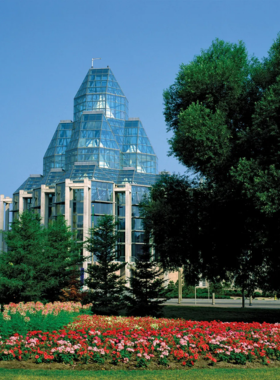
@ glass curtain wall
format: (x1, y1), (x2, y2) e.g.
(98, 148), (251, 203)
(131, 186), (150, 261)
(47, 193), (56, 223)
(23, 198), (32, 211)
(91, 181), (113, 227)
(72, 189), (84, 242)
(12, 194), (19, 220)
(115, 192), (125, 261)
(55, 184), (65, 219)
(31, 189), (41, 215)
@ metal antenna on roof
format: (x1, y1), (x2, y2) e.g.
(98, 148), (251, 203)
(91, 58), (101, 68)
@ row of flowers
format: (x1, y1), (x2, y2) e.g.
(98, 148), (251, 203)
(2, 302), (92, 320)
(1, 314), (280, 367)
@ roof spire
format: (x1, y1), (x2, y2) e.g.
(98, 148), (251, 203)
(91, 58), (101, 68)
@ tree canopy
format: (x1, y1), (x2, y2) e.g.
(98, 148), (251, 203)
(143, 35), (280, 294)
(164, 36), (280, 215)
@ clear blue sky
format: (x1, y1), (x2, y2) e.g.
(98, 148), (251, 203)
(1, 0), (280, 197)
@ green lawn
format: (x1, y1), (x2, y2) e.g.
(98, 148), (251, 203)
(162, 306), (280, 323)
(0, 369), (280, 380)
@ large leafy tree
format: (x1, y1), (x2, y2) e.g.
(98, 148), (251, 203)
(85, 215), (126, 315)
(164, 36), (280, 214)
(0, 212), (83, 303)
(144, 35), (280, 294)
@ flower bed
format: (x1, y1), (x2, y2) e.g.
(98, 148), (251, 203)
(3, 302), (92, 320)
(0, 314), (280, 367)
(0, 302), (92, 340)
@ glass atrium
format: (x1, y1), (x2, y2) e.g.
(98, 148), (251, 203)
(7, 65), (160, 276)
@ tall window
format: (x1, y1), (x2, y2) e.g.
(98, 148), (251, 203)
(116, 192), (125, 261)
(72, 189), (84, 242)
(131, 186), (150, 261)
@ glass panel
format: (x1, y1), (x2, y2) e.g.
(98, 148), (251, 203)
(116, 206), (125, 217)
(56, 204), (65, 215)
(115, 192), (125, 204)
(117, 218), (125, 230)
(56, 185), (65, 202)
(73, 214), (77, 228)
(132, 231), (145, 243)
(132, 186), (150, 204)
(92, 202), (113, 215)
(132, 218), (143, 230)
(91, 181), (113, 202)
(73, 202), (83, 214)
(73, 189), (84, 201)
(76, 230), (83, 240)
(77, 215), (83, 228)
(132, 244), (144, 258)
(13, 194), (19, 211)
(118, 232), (125, 243)
(132, 206), (140, 217)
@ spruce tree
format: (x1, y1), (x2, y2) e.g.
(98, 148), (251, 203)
(0, 211), (45, 303)
(125, 244), (170, 317)
(39, 215), (83, 302)
(85, 215), (126, 315)
(0, 212), (83, 303)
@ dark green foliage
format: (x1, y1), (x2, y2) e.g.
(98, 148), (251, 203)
(125, 249), (170, 317)
(40, 215), (83, 302)
(85, 215), (126, 315)
(0, 212), (45, 303)
(148, 34), (280, 296)
(0, 212), (83, 303)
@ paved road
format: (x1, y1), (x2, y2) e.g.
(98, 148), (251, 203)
(164, 298), (280, 309)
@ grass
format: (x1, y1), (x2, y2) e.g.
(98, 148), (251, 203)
(0, 369), (280, 380)
(162, 305), (280, 323)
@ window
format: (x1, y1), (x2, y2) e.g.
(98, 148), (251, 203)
(92, 203), (113, 215)
(132, 218), (143, 230)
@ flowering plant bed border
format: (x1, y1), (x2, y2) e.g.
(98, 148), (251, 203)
(0, 315), (280, 368)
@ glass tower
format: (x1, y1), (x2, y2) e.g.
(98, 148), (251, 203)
(8, 65), (162, 281)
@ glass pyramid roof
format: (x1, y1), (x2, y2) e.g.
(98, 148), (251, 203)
(65, 112), (120, 170)
(43, 121), (73, 175)
(74, 68), (128, 123)
(15, 175), (43, 193)
(14, 66), (159, 195)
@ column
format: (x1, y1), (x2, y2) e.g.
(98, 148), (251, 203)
(0, 195), (4, 252)
(3, 202), (11, 252)
(40, 185), (46, 225)
(18, 191), (24, 214)
(64, 180), (71, 226)
(124, 183), (132, 280)
(83, 179), (91, 270)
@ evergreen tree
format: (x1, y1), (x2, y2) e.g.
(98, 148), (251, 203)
(125, 239), (170, 317)
(0, 211), (45, 303)
(0, 212), (84, 303)
(85, 215), (126, 315)
(38, 215), (83, 302)
(59, 268), (85, 302)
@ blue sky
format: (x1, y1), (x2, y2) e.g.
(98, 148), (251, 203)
(0, 0), (280, 197)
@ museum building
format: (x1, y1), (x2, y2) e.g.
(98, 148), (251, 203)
(0, 64), (163, 279)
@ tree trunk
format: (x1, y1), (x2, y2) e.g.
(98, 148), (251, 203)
(242, 288), (245, 308)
